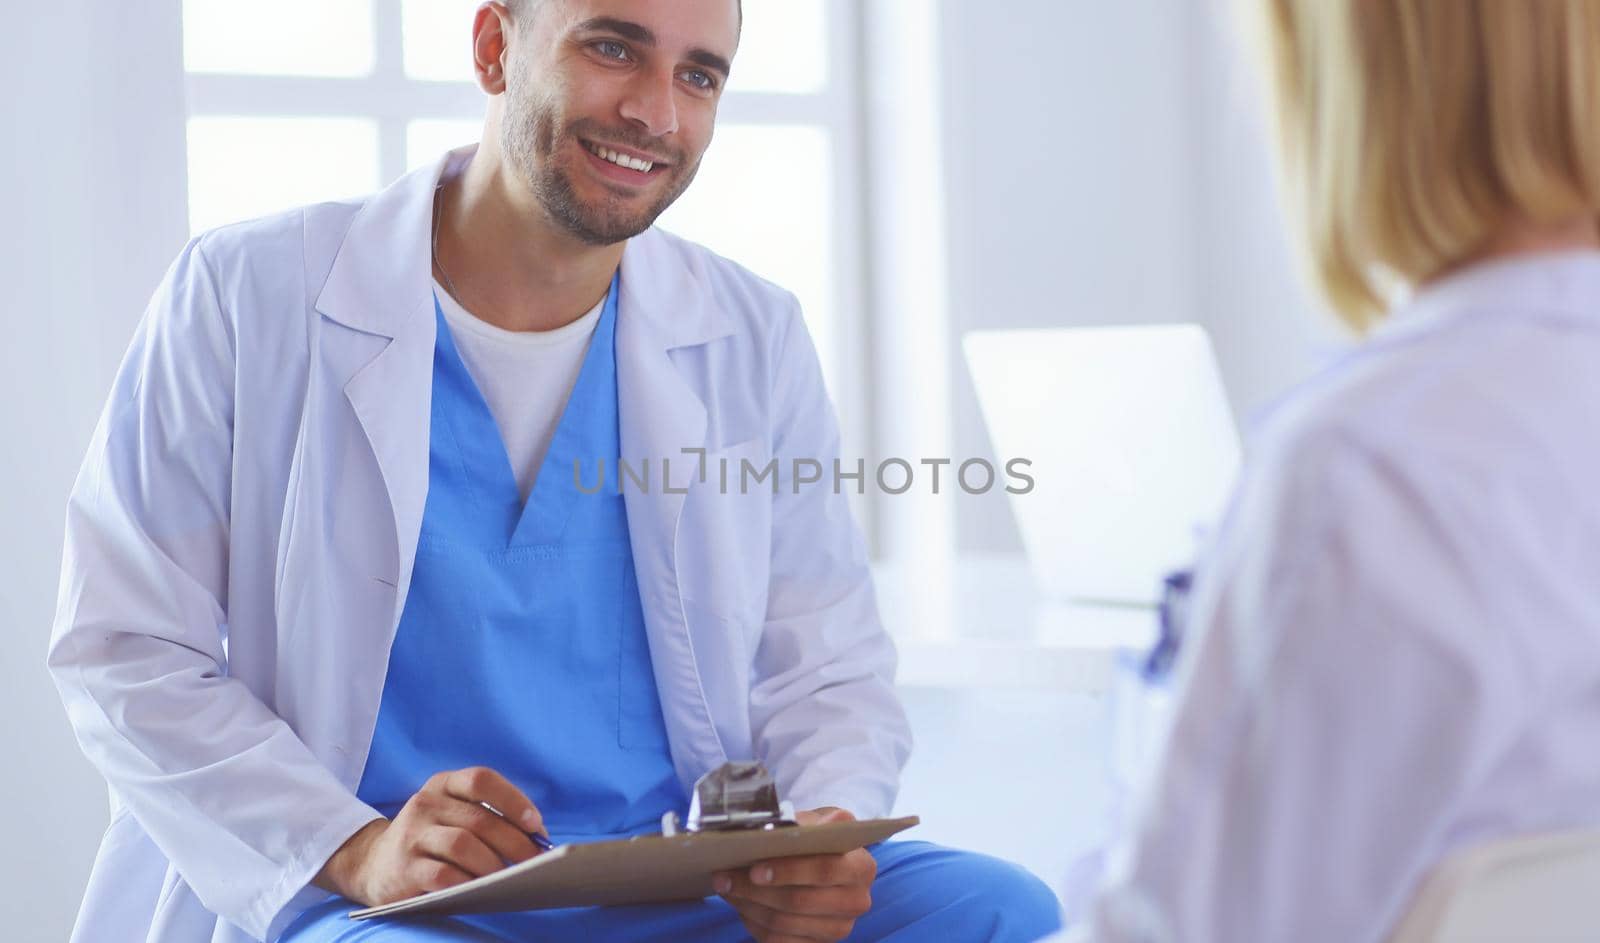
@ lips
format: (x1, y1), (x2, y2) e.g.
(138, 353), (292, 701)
(585, 141), (655, 172)
(580, 138), (671, 176)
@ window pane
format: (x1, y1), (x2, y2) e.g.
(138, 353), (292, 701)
(730, 0), (827, 94)
(407, 118), (485, 172)
(402, 0), (483, 83)
(657, 125), (835, 381)
(183, 0), (375, 77)
(186, 117), (380, 233)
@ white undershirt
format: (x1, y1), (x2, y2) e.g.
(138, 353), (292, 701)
(433, 278), (605, 501)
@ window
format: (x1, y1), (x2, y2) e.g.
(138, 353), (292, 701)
(181, 0), (865, 417)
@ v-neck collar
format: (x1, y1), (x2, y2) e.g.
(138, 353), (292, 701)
(429, 273), (621, 549)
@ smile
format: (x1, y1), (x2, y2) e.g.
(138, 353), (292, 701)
(583, 140), (663, 174)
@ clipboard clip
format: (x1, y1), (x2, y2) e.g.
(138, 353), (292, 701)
(661, 761), (798, 837)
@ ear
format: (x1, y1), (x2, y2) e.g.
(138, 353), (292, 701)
(472, 2), (514, 94)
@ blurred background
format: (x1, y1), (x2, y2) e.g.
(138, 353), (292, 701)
(1, 1), (1339, 938)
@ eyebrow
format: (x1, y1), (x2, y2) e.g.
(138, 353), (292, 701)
(574, 16), (733, 78)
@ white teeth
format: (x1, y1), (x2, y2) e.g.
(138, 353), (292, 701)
(589, 143), (653, 173)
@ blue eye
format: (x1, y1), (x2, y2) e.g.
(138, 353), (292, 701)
(593, 40), (628, 61)
(682, 70), (715, 91)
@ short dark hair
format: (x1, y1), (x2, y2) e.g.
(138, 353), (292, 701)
(504, 0), (742, 32)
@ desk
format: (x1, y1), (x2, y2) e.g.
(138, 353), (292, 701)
(874, 553), (1159, 691)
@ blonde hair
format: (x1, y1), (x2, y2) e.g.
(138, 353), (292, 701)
(1257, 0), (1600, 330)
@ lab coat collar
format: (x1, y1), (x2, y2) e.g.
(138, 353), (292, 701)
(619, 223), (738, 350)
(315, 143), (737, 350)
(314, 153), (443, 339)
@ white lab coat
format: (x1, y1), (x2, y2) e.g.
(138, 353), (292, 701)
(1059, 251), (1600, 942)
(48, 147), (910, 943)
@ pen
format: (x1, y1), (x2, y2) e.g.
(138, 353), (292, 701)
(480, 801), (558, 852)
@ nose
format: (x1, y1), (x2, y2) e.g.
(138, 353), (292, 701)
(618, 68), (679, 139)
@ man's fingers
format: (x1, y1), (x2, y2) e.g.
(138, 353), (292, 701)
(428, 766), (546, 836)
(727, 897), (858, 942)
(422, 796), (541, 864)
(794, 806), (856, 827)
(719, 875), (873, 917)
(738, 914), (816, 943)
(405, 856), (475, 895)
(415, 824), (506, 879)
(747, 850), (876, 888)
(736, 915), (765, 942)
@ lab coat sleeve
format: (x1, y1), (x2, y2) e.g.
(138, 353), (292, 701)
(47, 237), (384, 942)
(747, 293), (913, 819)
(1078, 426), (1530, 942)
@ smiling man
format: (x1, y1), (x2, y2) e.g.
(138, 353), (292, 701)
(48, 2), (1061, 942)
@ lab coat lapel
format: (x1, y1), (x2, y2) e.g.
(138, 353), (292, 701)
(616, 229), (737, 778)
(313, 154), (449, 620)
(617, 234), (708, 578)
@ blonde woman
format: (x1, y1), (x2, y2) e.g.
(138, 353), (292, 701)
(1059, 2), (1600, 940)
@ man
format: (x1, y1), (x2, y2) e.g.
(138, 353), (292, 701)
(49, 1), (1061, 941)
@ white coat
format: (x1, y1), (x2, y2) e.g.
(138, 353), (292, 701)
(48, 147), (911, 943)
(1063, 252), (1600, 941)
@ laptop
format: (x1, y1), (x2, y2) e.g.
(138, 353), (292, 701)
(963, 325), (1242, 605)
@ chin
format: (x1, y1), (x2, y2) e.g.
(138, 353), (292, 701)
(576, 195), (673, 241)
(563, 207), (660, 245)
(540, 162), (682, 244)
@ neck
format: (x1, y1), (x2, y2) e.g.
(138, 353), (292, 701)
(434, 145), (624, 333)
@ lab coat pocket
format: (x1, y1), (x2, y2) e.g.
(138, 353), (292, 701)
(674, 595), (758, 756)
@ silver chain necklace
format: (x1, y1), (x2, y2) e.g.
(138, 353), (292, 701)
(431, 181), (465, 303)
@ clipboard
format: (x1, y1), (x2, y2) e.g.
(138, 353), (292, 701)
(349, 815), (920, 919)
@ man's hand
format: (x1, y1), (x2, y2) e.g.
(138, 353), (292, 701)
(314, 766), (548, 906)
(712, 807), (877, 943)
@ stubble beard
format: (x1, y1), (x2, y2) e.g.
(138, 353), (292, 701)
(501, 70), (703, 246)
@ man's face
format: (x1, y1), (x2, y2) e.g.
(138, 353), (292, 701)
(500, 0), (739, 245)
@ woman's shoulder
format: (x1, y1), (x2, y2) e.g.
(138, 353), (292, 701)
(1253, 302), (1600, 496)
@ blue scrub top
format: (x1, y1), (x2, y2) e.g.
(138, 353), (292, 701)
(356, 273), (687, 840)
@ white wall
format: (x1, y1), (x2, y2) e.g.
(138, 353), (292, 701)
(932, 0), (1333, 554)
(1184, 0), (1346, 422)
(0, 3), (190, 939)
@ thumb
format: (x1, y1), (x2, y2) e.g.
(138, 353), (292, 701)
(799, 806), (857, 826)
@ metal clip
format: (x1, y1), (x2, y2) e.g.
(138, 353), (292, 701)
(661, 761), (798, 837)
